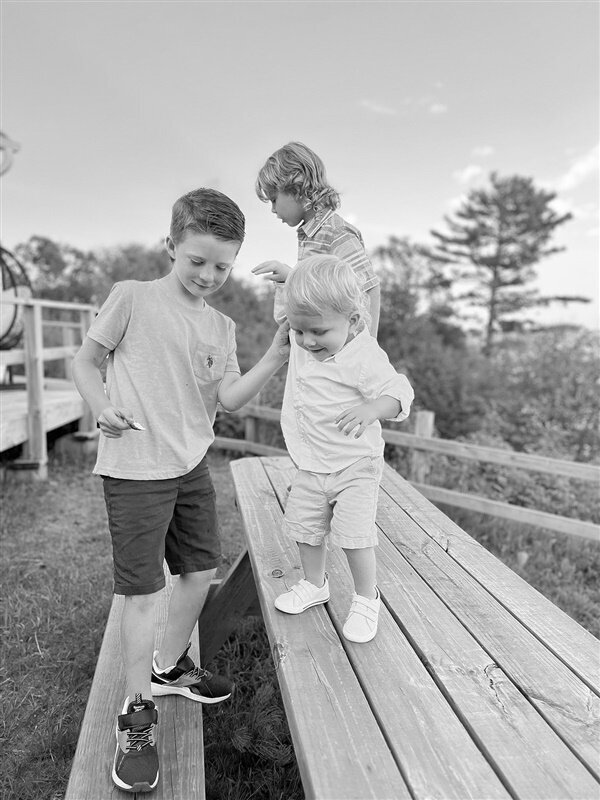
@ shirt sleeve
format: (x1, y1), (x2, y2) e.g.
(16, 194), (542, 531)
(87, 282), (133, 351)
(330, 225), (380, 292)
(357, 343), (414, 422)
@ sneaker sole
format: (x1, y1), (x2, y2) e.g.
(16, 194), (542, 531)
(342, 627), (378, 643)
(151, 683), (232, 703)
(112, 771), (159, 793)
(274, 595), (330, 614)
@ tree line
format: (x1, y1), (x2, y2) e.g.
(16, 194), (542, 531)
(10, 172), (599, 464)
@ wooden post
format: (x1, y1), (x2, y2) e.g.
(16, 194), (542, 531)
(407, 410), (435, 484)
(22, 302), (48, 479)
(63, 321), (76, 381)
(78, 308), (97, 433)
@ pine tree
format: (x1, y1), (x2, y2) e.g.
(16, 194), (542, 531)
(430, 173), (588, 353)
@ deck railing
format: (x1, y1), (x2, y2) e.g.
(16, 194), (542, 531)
(214, 403), (600, 543)
(0, 295), (97, 478)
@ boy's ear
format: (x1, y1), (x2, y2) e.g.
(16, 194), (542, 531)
(349, 312), (361, 331)
(165, 235), (176, 259)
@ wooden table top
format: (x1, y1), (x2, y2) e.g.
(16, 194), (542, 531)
(230, 455), (600, 800)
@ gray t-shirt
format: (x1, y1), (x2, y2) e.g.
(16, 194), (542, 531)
(87, 277), (240, 479)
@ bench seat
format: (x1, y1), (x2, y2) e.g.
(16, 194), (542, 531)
(206, 455), (600, 800)
(65, 572), (205, 800)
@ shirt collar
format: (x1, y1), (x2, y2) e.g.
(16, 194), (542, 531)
(322, 326), (370, 363)
(298, 208), (334, 238)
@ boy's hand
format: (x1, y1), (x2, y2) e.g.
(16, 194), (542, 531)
(335, 403), (379, 439)
(97, 407), (142, 438)
(251, 261), (291, 283)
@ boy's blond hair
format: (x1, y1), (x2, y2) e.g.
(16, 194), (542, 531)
(284, 255), (369, 323)
(255, 142), (340, 213)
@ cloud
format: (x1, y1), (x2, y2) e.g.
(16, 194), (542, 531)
(429, 103), (448, 115)
(554, 143), (599, 191)
(472, 145), (495, 158)
(453, 164), (484, 184)
(359, 99), (397, 116)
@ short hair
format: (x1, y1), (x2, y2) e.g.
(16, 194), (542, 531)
(284, 255), (369, 322)
(255, 142), (340, 212)
(170, 188), (245, 245)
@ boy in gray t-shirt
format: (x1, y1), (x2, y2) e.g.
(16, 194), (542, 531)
(73, 188), (289, 794)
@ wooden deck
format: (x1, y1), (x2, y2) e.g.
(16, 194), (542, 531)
(0, 383), (87, 453)
(201, 455), (600, 800)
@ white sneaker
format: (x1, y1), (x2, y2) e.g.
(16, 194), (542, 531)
(274, 575), (330, 614)
(342, 588), (380, 643)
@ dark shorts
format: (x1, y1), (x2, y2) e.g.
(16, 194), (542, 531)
(102, 456), (222, 596)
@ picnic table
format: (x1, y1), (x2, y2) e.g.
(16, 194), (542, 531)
(200, 455), (600, 800)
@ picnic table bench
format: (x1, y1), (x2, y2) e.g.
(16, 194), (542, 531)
(65, 571), (206, 800)
(200, 455), (600, 800)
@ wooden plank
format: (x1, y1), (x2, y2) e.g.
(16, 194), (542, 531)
(198, 548), (258, 665)
(262, 459), (511, 800)
(212, 436), (286, 457)
(65, 570), (205, 800)
(230, 457), (411, 800)
(380, 465), (600, 692)
(383, 532), (599, 798)
(224, 404), (600, 482)
(374, 479), (600, 778)
(383, 428), (600, 483)
(0, 388), (86, 451)
(414, 482), (600, 541)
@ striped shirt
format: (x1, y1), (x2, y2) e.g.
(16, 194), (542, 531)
(274, 210), (379, 323)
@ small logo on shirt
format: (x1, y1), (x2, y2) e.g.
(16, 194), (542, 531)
(206, 355), (214, 368)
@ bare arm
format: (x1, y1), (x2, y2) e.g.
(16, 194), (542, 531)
(72, 337), (136, 438)
(366, 284), (381, 337)
(218, 322), (290, 412)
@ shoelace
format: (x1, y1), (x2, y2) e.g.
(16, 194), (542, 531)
(184, 663), (212, 682)
(125, 725), (153, 752)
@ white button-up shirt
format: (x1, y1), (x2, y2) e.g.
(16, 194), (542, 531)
(281, 328), (414, 473)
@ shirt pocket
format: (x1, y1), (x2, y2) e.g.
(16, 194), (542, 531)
(193, 347), (228, 383)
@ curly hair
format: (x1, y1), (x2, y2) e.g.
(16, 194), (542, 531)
(255, 142), (340, 213)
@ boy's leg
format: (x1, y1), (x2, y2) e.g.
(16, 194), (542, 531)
(343, 546), (377, 599)
(155, 568), (216, 669)
(150, 459), (233, 703)
(298, 541), (328, 587)
(122, 591), (162, 700)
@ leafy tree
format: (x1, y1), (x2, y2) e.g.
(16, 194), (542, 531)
(429, 173), (588, 353)
(14, 236), (170, 304)
(373, 236), (464, 351)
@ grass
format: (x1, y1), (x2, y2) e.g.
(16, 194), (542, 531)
(1, 447), (598, 800)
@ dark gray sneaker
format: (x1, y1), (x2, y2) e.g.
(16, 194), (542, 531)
(151, 642), (233, 704)
(112, 694), (159, 793)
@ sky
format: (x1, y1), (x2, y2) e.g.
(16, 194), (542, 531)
(2, 0), (599, 329)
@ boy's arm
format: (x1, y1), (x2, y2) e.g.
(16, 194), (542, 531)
(335, 395), (401, 439)
(72, 337), (137, 438)
(218, 322), (290, 412)
(366, 284), (381, 336)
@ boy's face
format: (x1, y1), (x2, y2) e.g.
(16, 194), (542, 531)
(166, 231), (239, 302)
(287, 308), (360, 362)
(270, 192), (308, 228)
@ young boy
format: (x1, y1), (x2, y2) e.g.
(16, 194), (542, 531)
(72, 188), (289, 793)
(275, 255), (413, 642)
(252, 141), (381, 334)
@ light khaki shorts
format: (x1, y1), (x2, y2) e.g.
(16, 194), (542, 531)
(284, 455), (384, 549)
